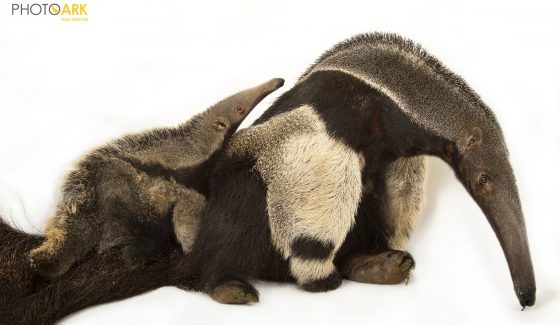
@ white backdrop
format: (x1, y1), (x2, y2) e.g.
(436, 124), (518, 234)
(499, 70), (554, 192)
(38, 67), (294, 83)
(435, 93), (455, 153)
(1, 0), (559, 324)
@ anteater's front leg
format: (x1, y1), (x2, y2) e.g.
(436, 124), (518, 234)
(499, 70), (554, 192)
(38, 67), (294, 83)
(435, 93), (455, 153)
(341, 250), (415, 285)
(264, 134), (364, 291)
(337, 156), (426, 285)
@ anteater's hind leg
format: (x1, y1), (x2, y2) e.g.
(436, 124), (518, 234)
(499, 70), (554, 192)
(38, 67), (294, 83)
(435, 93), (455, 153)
(195, 163), (285, 305)
(29, 212), (99, 278)
(209, 279), (259, 304)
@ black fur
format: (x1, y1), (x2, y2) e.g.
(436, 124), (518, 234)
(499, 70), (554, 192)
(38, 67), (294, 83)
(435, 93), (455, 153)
(301, 271), (342, 292)
(0, 218), (198, 325)
(0, 220), (45, 303)
(193, 155), (291, 290)
(291, 237), (334, 260)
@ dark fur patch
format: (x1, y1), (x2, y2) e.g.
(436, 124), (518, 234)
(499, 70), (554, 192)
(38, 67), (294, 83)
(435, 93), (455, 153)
(0, 217), (197, 324)
(291, 237), (333, 260)
(370, 102), (383, 140)
(194, 156), (291, 287)
(118, 153), (218, 196)
(301, 271), (342, 292)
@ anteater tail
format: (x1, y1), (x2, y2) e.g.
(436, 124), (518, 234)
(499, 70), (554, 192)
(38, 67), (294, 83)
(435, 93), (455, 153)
(0, 218), (198, 325)
(0, 218), (44, 302)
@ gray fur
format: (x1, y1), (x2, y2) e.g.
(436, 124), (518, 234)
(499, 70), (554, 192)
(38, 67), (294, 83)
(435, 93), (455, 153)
(172, 188), (206, 253)
(303, 33), (506, 147)
(29, 78), (284, 277)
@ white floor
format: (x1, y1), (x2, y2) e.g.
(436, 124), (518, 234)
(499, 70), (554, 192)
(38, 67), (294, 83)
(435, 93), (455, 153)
(1, 1), (559, 324)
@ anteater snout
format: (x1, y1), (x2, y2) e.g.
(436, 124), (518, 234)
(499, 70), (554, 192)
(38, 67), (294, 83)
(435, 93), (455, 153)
(260, 78), (285, 94)
(272, 78), (285, 88)
(516, 286), (536, 308)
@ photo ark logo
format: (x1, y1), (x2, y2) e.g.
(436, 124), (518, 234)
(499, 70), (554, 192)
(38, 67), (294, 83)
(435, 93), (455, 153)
(11, 3), (88, 21)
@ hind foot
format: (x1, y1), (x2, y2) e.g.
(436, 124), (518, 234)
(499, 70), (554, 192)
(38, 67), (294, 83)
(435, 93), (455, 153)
(342, 250), (415, 284)
(28, 248), (72, 279)
(209, 279), (259, 304)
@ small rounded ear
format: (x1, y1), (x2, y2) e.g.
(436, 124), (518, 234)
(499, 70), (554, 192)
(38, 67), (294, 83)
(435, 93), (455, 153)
(461, 127), (482, 152)
(212, 119), (229, 131)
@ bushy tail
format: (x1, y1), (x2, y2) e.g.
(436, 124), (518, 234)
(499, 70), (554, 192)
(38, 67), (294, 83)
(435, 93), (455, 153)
(0, 218), (199, 325)
(0, 218), (44, 302)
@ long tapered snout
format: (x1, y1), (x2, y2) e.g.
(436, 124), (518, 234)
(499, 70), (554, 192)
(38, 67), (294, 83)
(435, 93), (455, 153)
(455, 154), (536, 308)
(479, 191), (536, 308)
(237, 78), (285, 110)
(215, 78), (284, 127)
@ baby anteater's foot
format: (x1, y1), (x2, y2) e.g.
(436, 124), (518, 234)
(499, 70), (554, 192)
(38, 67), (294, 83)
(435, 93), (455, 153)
(209, 279), (259, 304)
(28, 248), (71, 279)
(29, 226), (98, 279)
(342, 250), (415, 285)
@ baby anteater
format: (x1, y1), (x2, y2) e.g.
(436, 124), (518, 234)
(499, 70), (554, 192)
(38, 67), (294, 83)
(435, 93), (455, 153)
(28, 78), (284, 278)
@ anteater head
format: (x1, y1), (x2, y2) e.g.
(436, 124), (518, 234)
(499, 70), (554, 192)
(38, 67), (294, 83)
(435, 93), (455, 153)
(209, 78), (284, 136)
(450, 122), (536, 308)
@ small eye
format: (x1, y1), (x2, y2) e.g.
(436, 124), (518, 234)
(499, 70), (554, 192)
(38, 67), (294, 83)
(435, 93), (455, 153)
(479, 175), (490, 185)
(236, 106), (245, 114)
(213, 120), (227, 130)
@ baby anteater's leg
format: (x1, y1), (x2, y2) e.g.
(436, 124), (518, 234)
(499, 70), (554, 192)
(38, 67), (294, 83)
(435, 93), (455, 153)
(29, 212), (99, 278)
(173, 188), (206, 254)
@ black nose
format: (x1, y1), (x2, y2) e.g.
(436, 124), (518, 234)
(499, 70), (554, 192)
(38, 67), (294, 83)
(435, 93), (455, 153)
(516, 286), (536, 309)
(273, 78), (285, 88)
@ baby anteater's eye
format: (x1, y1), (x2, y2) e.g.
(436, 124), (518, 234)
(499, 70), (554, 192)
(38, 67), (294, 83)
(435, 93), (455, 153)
(236, 106), (245, 114)
(479, 175), (490, 186)
(212, 120), (228, 130)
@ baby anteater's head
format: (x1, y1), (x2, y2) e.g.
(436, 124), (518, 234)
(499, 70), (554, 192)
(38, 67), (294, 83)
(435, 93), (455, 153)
(208, 78), (284, 135)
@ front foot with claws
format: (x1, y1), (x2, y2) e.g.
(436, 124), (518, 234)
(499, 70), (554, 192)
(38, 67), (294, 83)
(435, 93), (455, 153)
(341, 250), (415, 284)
